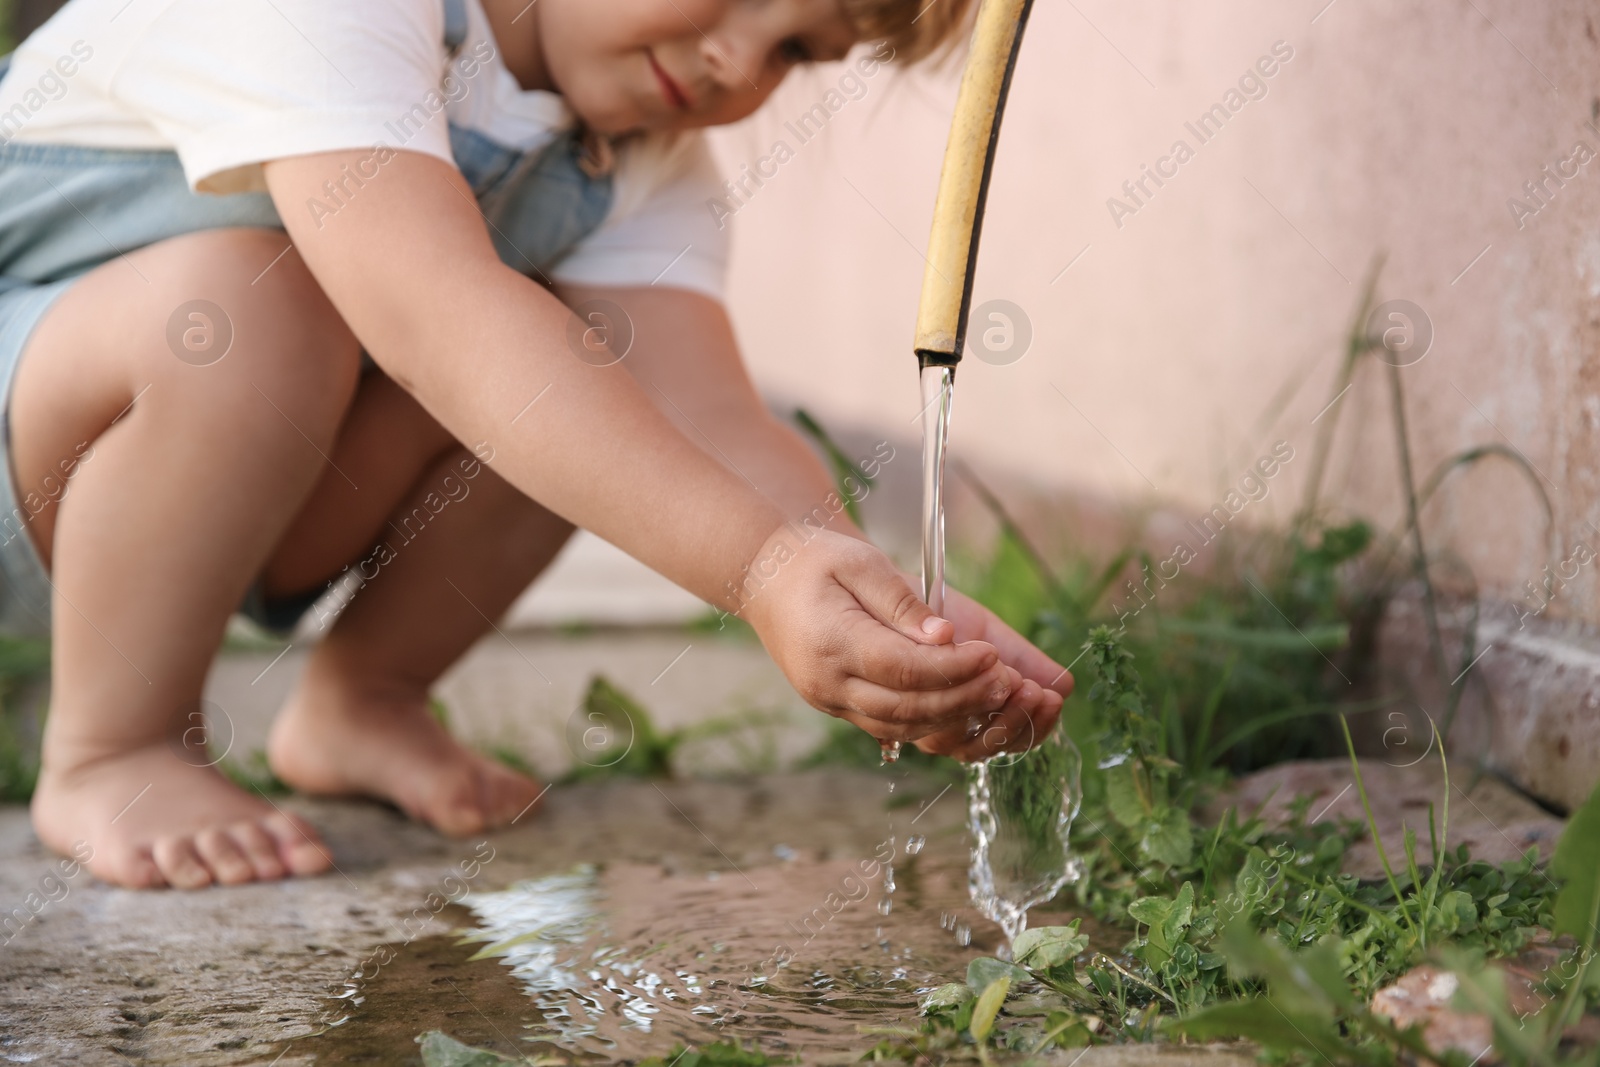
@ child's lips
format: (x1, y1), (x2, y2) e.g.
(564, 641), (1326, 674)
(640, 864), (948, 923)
(647, 50), (692, 111)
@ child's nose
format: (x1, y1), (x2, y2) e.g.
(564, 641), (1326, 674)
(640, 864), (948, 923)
(700, 32), (768, 92)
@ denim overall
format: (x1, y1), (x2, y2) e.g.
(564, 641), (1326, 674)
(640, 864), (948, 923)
(0, 0), (614, 635)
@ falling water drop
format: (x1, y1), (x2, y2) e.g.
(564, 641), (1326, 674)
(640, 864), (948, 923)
(905, 835), (926, 856)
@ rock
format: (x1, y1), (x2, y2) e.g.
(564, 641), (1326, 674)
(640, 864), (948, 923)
(1370, 965), (1493, 1062)
(1203, 758), (1565, 880)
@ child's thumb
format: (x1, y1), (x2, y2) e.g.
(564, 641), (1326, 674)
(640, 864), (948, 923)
(844, 560), (953, 644)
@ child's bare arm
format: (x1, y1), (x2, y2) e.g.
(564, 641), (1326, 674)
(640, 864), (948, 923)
(552, 284), (844, 524)
(264, 149), (1017, 745)
(266, 151), (781, 602)
(556, 283), (1071, 758)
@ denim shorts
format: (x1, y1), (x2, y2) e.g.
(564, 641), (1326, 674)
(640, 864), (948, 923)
(0, 121), (613, 638)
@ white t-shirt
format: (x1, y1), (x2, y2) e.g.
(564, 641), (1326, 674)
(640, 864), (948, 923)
(0, 0), (727, 297)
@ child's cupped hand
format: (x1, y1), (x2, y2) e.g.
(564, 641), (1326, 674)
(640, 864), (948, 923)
(743, 529), (1069, 762)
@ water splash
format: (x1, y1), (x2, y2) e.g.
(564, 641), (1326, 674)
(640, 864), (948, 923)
(967, 733), (1085, 952)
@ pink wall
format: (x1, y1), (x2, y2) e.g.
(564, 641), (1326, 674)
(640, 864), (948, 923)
(706, 0), (1600, 622)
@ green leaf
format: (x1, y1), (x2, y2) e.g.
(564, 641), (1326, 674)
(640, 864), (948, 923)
(1127, 895), (1172, 928)
(967, 956), (1030, 993)
(1037, 1010), (1093, 1050)
(969, 977), (1011, 1042)
(417, 1032), (521, 1067)
(1143, 806), (1193, 867)
(919, 983), (974, 1015)
(1159, 882), (1195, 951)
(1171, 998), (1343, 1061)
(1104, 765), (1145, 828)
(1216, 920), (1355, 1016)
(562, 675), (677, 782)
(1552, 779), (1600, 946)
(1012, 921), (1088, 971)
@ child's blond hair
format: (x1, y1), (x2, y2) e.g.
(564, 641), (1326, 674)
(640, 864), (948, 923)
(844, 0), (979, 64)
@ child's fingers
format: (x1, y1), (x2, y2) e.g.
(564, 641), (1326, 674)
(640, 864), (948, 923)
(835, 662), (1021, 736)
(915, 681), (1063, 762)
(847, 633), (999, 693)
(942, 586), (1075, 697)
(836, 560), (954, 645)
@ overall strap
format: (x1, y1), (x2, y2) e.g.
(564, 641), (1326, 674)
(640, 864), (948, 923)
(442, 0), (470, 56)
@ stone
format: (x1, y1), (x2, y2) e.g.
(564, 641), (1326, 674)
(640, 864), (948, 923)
(1203, 758), (1565, 880)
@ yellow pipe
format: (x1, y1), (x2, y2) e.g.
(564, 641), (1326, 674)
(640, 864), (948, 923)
(914, 0), (1035, 367)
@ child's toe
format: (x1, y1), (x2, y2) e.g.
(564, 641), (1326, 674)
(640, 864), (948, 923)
(479, 760), (542, 827)
(153, 837), (214, 889)
(194, 828), (256, 885)
(229, 821), (287, 880)
(432, 783), (489, 838)
(264, 812), (333, 876)
(105, 845), (165, 889)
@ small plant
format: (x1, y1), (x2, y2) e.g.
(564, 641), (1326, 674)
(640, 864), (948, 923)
(895, 263), (1597, 1060)
(219, 749), (291, 795)
(0, 634), (50, 803)
(1084, 626), (1191, 869)
(893, 618), (1581, 1062)
(563, 675), (795, 782)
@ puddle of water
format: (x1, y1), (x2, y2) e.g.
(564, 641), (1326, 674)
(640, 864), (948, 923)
(307, 913), (540, 1065)
(310, 847), (1111, 1064)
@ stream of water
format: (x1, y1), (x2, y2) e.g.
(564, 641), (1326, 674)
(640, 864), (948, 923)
(910, 361), (1086, 954)
(880, 365), (958, 768)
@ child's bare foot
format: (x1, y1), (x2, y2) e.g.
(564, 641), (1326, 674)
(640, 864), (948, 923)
(31, 746), (333, 889)
(267, 661), (543, 838)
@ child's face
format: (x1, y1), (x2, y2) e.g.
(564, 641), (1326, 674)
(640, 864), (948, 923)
(536, 0), (861, 134)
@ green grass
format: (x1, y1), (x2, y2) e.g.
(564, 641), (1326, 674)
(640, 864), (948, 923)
(876, 264), (1595, 1064)
(907, 625), (1594, 1062)
(0, 636), (50, 802)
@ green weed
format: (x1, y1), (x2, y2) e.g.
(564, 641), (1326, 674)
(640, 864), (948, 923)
(896, 266), (1594, 1062)
(0, 635), (49, 802)
(219, 749), (291, 796)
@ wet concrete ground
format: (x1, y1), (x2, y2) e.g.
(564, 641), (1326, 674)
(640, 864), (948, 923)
(0, 770), (989, 1066)
(0, 629), (1567, 1065)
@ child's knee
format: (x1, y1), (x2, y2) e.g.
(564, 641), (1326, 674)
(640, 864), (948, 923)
(166, 229), (363, 423)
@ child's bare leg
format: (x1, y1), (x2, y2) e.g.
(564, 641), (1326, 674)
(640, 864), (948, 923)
(17, 229), (362, 888)
(260, 373), (571, 835)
